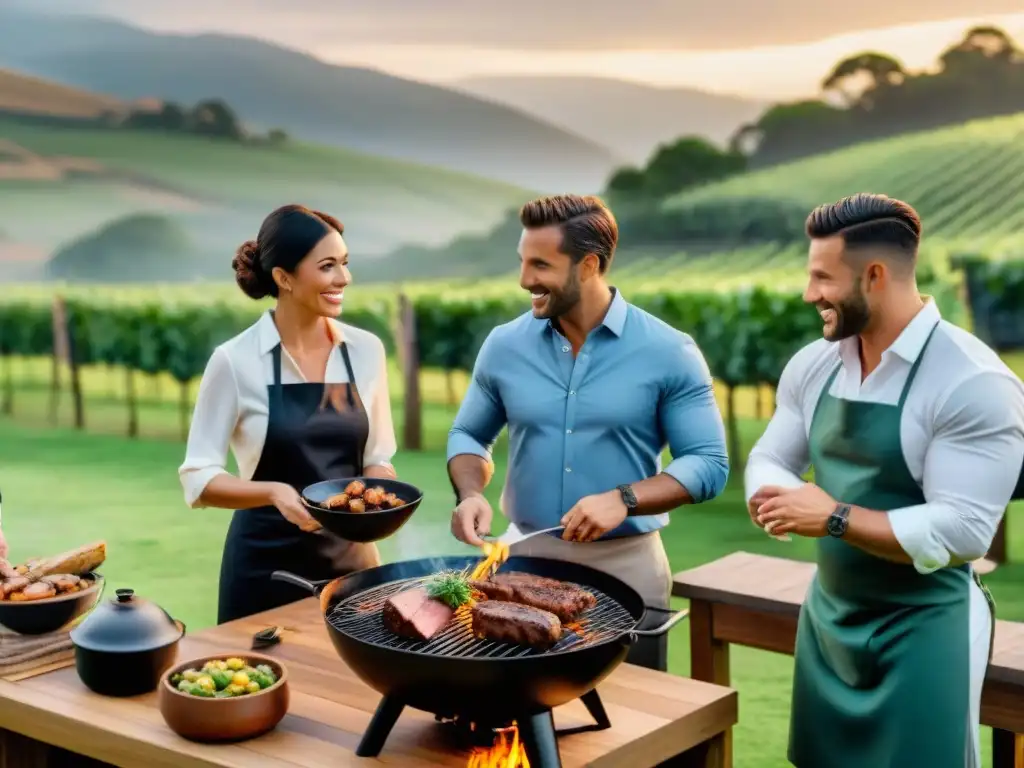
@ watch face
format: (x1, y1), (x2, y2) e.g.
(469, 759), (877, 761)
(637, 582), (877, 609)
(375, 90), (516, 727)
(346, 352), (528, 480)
(827, 515), (846, 537)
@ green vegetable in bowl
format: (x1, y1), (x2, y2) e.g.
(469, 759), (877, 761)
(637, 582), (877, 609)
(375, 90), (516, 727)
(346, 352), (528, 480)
(172, 658), (279, 697)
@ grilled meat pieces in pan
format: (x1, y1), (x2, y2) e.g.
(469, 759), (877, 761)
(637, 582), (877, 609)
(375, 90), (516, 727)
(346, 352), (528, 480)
(471, 600), (562, 650)
(470, 571), (597, 623)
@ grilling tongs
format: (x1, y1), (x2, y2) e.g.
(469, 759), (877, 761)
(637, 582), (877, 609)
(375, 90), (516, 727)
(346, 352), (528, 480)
(482, 525), (565, 547)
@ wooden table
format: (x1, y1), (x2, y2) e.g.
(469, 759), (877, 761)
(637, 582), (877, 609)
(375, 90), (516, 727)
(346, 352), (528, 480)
(674, 551), (1024, 768)
(0, 598), (737, 767)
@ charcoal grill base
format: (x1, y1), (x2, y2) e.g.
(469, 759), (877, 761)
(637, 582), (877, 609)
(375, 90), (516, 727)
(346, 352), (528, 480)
(356, 689), (612, 767)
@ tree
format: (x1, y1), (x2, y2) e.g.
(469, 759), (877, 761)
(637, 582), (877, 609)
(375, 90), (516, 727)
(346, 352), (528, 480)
(940, 25), (1021, 74)
(822, 52), (906, 108)
(190, 99), (244, 140)
(159, 102), (189, 132)
(605, 137), (746, 203)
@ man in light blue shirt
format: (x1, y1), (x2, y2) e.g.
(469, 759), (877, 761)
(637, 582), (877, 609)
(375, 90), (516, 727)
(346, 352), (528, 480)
(447, 194), (729, 670)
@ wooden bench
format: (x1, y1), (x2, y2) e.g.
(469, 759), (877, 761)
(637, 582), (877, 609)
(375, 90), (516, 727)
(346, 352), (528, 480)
(674, 551), (1024, 768)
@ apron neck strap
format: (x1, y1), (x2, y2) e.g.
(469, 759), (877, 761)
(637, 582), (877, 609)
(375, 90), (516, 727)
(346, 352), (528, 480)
(896, 321), (939, 410)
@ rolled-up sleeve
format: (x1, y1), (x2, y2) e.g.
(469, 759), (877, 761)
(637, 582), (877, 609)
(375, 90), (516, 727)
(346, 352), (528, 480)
(178, 346), (238, 508)
(743, 352), (813, 502)
(888, 371), (1024, 574)
(446, 332), (507, 462)
(659, 332), (729, 503)
(363, 336), (398, 470)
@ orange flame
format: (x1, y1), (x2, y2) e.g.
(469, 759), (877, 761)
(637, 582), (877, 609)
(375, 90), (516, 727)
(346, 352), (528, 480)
(469, 541), (510, 581)
(467, 724), (530, 768)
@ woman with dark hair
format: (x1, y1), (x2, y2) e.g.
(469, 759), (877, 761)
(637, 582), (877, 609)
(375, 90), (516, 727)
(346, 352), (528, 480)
(178, 204), (398, 624)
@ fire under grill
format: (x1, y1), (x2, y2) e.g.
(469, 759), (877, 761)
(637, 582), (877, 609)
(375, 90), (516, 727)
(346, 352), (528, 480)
(329, 575), (636, 657)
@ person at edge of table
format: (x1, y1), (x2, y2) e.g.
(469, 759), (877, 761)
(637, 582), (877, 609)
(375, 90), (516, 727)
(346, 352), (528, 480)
(178, 204), (398, 626)
(744, 192), (1024, 768)
(446, 193), (730, 671)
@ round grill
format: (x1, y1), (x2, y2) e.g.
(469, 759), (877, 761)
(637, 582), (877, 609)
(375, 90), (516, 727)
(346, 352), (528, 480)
(328, 576), (635, 658)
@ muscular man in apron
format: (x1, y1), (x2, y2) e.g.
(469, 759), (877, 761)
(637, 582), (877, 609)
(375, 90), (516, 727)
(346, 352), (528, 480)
(745, 194), (1024, 767)
(179, 205), (396, 625)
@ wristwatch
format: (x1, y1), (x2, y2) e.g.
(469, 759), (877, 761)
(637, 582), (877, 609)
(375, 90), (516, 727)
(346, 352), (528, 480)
(616, 484), (638, 515)
(827, 503), (851, 538)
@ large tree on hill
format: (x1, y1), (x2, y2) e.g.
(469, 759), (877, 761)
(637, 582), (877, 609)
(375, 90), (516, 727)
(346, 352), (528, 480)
(940, 26), (1022, 74)
(822, 52), (906, 108)
(605, 136), (746, 203)
(190, 99), (244, 140)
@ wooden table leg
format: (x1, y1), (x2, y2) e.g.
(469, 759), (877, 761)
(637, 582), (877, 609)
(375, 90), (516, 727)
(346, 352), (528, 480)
(688, 601), (733, 768)
(0, 729), (51, 768)
(0, 728), (113, 768)
(992, 728), (1024, 768)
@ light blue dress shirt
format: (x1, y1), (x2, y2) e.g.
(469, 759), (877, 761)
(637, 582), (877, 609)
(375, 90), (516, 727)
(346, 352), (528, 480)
(446, 288), (730, 539)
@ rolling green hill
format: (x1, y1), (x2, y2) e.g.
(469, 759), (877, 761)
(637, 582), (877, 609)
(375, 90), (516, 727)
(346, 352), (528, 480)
(368, 112), (1024, 284)
(0, 7), (620, 192)
(664, 112), (1024, 257)
(0, 116), (533, 278)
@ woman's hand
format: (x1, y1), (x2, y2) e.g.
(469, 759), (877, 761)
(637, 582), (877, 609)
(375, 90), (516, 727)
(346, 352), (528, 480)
(266, 483), (322, 533)
(363, 464), (397, 480)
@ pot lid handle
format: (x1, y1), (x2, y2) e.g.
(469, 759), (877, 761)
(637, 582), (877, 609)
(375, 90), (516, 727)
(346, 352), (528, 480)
(116, 588), (134, 602)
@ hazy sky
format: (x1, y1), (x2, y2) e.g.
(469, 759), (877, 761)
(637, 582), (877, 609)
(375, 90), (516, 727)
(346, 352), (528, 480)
(22, 1), (1024, 99)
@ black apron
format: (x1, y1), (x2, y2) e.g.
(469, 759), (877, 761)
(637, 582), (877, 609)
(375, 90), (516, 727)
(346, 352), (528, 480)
(217, 337), (380, 625)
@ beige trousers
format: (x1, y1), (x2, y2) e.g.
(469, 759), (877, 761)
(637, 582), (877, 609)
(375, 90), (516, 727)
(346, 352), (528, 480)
(506, 525), (673, 609)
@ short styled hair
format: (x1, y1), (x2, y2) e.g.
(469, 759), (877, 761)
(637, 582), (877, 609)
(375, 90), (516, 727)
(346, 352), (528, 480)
(519, 194), (618, 273)
(805, 193), (921, 271)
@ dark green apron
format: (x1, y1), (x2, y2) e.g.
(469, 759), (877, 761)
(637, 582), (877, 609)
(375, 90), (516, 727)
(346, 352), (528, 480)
(789, 324), (995, 767)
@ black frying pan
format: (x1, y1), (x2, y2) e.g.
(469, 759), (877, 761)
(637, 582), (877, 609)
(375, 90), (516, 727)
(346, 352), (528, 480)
(301, 477), (423, 543)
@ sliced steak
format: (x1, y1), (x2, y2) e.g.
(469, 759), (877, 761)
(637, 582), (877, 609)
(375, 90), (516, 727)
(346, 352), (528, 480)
(470, 571), (597, 622)
(382, 587), (455, 641)
(471, 600), (562, 650)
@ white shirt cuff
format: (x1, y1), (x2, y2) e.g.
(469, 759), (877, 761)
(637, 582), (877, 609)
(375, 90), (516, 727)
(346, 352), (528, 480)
(888, 504), (952, 574)
(180, 467), (228, 509)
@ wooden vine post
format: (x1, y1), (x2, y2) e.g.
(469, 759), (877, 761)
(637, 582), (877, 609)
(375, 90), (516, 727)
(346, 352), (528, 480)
(50, 296), (84, 429)
(49, 297), (65, 426)
(396, 293), (422, 451)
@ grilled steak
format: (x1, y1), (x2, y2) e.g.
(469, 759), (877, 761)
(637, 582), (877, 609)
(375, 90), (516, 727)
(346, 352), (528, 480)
(470, 571), (597, 622)
(471, 600), (562, 650)
(382, 587), (455, 641)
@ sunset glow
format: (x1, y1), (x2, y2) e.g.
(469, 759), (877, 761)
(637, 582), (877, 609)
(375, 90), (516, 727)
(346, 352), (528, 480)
(325, 12), (1024, 98)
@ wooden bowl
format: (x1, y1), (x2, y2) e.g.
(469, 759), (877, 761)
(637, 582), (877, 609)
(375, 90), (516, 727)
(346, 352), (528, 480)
(157, 653), (289, 743)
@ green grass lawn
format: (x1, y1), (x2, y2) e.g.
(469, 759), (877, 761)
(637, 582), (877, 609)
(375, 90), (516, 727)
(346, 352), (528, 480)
(1, 367), (1022, 766)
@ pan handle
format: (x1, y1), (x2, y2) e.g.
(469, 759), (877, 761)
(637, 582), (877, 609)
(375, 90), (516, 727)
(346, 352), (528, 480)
(271, 570), (328, 595)
(629, 605), (690, 638)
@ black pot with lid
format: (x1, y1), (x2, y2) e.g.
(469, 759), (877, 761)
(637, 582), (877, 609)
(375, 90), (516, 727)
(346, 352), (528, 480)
(70, 587), (186, 697)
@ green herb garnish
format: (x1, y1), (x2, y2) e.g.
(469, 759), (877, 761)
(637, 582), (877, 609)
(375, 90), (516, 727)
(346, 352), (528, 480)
(425, 570), (473, 609)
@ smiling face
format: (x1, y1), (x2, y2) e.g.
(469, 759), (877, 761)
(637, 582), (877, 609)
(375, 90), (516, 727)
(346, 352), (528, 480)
(272, 229), (351, 318)
(517, 224), (583, 320)
(803, 235), (873, 341)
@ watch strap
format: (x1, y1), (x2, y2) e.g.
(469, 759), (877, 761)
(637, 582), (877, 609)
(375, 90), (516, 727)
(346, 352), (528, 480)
(617, 484), (638, 513)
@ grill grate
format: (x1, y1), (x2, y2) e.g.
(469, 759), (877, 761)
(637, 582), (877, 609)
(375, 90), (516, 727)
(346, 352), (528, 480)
(328, 575), (635, 658)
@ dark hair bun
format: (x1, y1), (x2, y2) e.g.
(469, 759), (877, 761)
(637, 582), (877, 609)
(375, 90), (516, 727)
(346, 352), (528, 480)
(231, 240), (272, 299)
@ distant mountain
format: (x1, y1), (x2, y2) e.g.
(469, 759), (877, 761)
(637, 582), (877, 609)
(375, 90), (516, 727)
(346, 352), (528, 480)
(453, 76), (767, 165)
(0, 68), (123, 119)
(0, 8), (622, 192)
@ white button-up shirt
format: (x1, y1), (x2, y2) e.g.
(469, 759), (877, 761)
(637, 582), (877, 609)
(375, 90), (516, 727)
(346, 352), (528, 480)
(745, 298), (1024, 573)
(178, 310), (397, 508)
